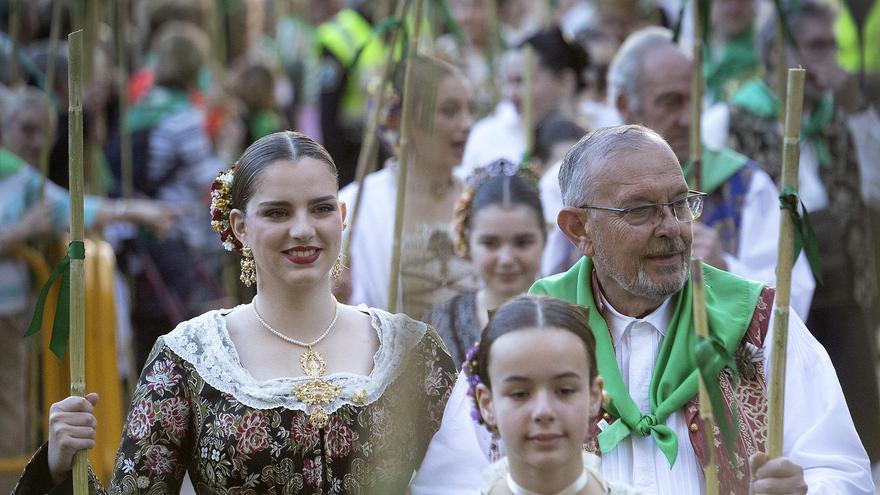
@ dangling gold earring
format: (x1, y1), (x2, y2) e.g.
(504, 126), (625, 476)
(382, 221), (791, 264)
(330, 256), (343, 281)
(240, 246), (256, 287)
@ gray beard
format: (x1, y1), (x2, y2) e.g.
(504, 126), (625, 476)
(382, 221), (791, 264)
(591, 230), (689, 302)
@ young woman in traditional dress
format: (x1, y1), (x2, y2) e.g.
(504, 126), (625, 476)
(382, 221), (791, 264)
(424, 160), (546, 368)
(465, 295), (644, 495)
(340, 57), (478, 318)
(13, 131), (486, 494)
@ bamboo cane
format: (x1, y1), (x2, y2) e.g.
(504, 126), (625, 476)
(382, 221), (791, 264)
(343, 0), (408, 264)
(522, 45), (535, 161)
(485, 0), (502, 109)
(387, 0), (425, 313)
(767, 68), (805, 458)
(775, 17), (788, 124)
(116, 0), (134, 198)
(8, 0), (21, 85)
(67, 29), (88, 495)
(38, 0), (65, 201)
(691, 258), (719, 495)
(690, 0), (704, 191)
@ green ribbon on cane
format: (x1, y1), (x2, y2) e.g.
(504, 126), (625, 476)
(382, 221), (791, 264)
(694, 334), (740, 458)
(24, 241), (85, 359)
(779, 186), (823, 284)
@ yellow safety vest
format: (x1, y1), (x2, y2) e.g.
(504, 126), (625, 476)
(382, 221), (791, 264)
(317, 9), (386, 124)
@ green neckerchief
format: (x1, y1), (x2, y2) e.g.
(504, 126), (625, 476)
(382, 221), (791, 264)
(801, 93), (835, 168)
(124, 86), (191, 133)
(682, 146), (750, 194)
(0, 147), (27, 179)
(703, 28), (760, 102)
(730, 78), (779, 120)
(530, 257), (764, 466)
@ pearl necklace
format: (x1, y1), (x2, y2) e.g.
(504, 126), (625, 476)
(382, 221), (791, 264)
(252, 297), (339, 348)
(506, 470), (588, 495)
(252, 297), (342, 428)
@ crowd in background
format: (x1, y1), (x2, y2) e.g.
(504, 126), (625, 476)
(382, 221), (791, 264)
(0, 0), (878, 491)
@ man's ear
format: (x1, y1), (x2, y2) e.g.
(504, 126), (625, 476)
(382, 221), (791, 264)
(230, 208), (247, 246)
(557, 207), (594, 257)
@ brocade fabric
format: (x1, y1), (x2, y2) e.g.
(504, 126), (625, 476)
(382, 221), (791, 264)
(14, 307), (457, 495)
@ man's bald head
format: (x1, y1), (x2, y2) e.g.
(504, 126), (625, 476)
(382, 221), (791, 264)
(558, 124), (674, 209)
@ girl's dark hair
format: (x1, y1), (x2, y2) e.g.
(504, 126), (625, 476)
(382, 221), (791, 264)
(533, 116), (587, 164)
(522, 27), (590, 91)
(476, 295), (598, 389)
(474, 173), (544, 231)
(231, 131), (338, 212)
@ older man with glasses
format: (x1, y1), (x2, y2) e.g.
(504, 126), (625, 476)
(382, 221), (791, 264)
(531, 125), (873, 494)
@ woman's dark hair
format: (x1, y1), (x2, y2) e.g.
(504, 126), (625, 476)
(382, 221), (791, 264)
(533, 116), (587, 164)
(476, 295), (598, 389)
(231, 131), (338, 212)
(522, 27), (590, 91)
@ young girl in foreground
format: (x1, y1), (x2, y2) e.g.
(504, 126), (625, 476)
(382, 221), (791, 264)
(466, 295), (645, 495)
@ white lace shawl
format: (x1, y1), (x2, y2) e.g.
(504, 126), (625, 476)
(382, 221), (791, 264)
(163, 305), (428, 414)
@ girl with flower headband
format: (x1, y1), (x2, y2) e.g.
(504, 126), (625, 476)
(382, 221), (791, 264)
(18, 131), (488, 493)
(340, 55), (478, 318)
(424, 158), (546, 369)
(465, 295), (645, 495)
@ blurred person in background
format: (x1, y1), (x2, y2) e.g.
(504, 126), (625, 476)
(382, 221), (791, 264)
(461, 27), (589, 174)
(341, 57), (477, 318)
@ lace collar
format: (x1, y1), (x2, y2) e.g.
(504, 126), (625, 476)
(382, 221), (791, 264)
(163, 305), (428, 413)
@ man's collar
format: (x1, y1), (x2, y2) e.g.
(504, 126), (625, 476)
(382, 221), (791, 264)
(601, 290), (675, 344)
(590, 267), (675, 342)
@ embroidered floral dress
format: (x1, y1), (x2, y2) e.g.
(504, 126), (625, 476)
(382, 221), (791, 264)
(14, 307), (458, 494)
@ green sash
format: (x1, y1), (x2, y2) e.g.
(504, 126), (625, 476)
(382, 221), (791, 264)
(703, 29), (760, 102)
(731, 80), (835, 168)
(124, 87), (191, 133)
(730, 78), (779, 120)
(530, 257), (764, 466)
(683, 146), (750, 194)
(0, 147), (27, 179)
(801, 93), (835, 168)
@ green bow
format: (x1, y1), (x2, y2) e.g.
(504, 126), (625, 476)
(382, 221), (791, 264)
(24, 241), (86, 359)
(779, 186), (823, 283)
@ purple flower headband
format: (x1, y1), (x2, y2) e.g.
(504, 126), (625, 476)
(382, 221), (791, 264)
(462, 340), (488, 426)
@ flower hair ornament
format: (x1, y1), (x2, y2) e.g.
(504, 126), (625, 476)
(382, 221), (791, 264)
(210, 164), (243, 253)
(453, 159), (540, 258)
(463, 341), (487, 427)
(463, 340), (503, 461)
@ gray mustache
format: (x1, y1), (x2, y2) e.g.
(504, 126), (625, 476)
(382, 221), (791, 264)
(644, 238), (687, 257)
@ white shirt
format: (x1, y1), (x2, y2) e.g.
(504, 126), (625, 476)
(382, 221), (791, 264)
(411, 373), (490, 494)
(847, 106), (880, 211)
(537, 159), (817, 320)
(598, 293), (874, 494)
(460, 100), (525, 177)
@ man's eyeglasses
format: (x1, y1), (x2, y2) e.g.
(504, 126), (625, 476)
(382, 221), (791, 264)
(577, 191), (707, 227)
